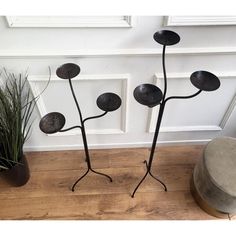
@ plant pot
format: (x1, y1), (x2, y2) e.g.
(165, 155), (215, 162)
(1, 155), (30, 187)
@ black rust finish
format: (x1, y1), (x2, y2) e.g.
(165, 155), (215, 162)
(153, 30), (180, 46)
(39, 63), (122, 192)
(131, 30), (220, 198)
(97, 92), (122, 112)
(133, 84), (163, 108)
(190, 70), (221, 91)
(56, 63), (81, 80)
(39, 112), (66, 134)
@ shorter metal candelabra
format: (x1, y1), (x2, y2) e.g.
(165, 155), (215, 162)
(39, 63), (122, 192)
(131, 30), (220, 198)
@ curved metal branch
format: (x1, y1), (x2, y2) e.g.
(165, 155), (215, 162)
(59, 125), (82, 132)
(131, 170), (149, 198)
(90, 168), (113, 182)
(71, 168), (90, 192)
(164, 89), (202, 104)
(149, 171), (167, 191)
(68, 78), (83, 124)
(83, 111), (108, 124)
(162, 45), (167, 100)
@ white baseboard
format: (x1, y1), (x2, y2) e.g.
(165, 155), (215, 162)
(23, 139), (210, 152)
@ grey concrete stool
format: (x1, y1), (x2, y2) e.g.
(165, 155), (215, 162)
(191, 137), (236, 219)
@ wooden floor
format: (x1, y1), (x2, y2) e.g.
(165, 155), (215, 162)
(0, 145), (232, 220)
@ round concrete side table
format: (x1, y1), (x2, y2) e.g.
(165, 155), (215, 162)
(191, 137), (236, 219)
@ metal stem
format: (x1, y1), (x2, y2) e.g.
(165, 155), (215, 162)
(162, 45), (167, 99)
(68, 78), (83, 125)
(68, 78), (90, 164)
(67, 77), (112, 192)
(83, 111), (108, 124)
(147, 102), (165, 169)
(59, 125), (82, 132)
(164, 90), (202, 104)
(81, 126), (91, 168)
(147, 44), (168, 169)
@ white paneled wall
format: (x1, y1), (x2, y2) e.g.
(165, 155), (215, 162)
(0, 16), (235, 151)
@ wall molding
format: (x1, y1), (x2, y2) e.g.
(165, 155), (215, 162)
(148, 72), (236, 133)
(28, 74), (129, 136)
(159, 126), (222, 132)
(219, 92), (236, 129)
(1, 47), (236, 58)
(24, 139), (211, 152)
(6, 16), (133, 28)
(165, 16), (236, 26)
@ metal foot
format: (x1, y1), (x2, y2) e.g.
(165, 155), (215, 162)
(90, 168), (113, 182)
(71, 168), (90, 192)
(149, 171), (167, 191)
(131, 160), (167, 198)
(131, 170), (149, 198)
(144, 160), (167, 191)
(72, 167), (112, 192)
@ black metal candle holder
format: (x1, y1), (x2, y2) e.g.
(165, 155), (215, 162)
(39, 63), (122, 192)
(131, 30), (220, 198)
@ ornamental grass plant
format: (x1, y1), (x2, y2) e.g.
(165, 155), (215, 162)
(0, 69), (50, 171)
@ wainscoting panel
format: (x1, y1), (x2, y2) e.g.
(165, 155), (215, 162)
(6, 16), (133, 28)
(0, 16), (235, 151)
(165, 16), (236, 26)
(148, 72), (236, 133)
(28, 74), (129, 135)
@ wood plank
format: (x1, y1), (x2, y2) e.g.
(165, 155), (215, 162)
(0, 165), (194, 198)
(25, 145), (203, 171)
(0, 145), (231, 220)
(0, 192), (216, 220)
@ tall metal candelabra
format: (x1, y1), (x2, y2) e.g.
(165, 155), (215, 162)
(39, 63), (122, 192)
(131, 30), (220, 198)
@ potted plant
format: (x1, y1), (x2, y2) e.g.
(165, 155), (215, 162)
(0, 69), (49, 186)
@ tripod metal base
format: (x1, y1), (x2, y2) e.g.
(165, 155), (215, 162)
(131, 160), (167, 198)
(72, 167), (113, 192)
